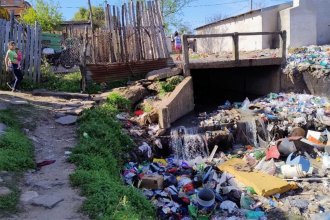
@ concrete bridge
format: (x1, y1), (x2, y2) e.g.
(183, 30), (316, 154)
(181, 31), (287, 75)
(159, 31), (288, 129)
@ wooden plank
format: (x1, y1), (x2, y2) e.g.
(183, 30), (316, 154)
(144, 2), (153, 60)
(131, 1), (140, 60)
(108, 4), (116, 62)
(122, 3), (128, 62)
(0, 21), (4, 74)
(151, 1), (163, 58)
(17, 24), (22, 50)
(29, 25), (35, 80)
(135, 1), (142, 60)
(155, 0), (169, 58)
(139, 2), (146, 60)
(36, 25), (42, 83)
(4, 22), (10, 50)
(33, 22), (39, 83)
(117, 6), (124, 62)
(24, 26), (31, 74)
(113, 5), (120, 62)
(128, 0), (136, 61)
(147, 1), (158, 59)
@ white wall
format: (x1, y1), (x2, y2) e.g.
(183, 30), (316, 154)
(195, 4), (291, 53)
(280, 0), (330, 48)
(262, 4), (291, 49)
(196, 12), (263, 53)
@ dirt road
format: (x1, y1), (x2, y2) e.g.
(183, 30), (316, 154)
(0, 91), (89, 220)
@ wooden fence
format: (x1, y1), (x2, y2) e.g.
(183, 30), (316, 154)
(56, 0), (169, 64)
(103, 0), (169, 63)
(0, 18), (42, 84)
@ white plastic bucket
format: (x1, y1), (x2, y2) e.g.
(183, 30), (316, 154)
(323, 155), (330, 169)
(281, 164), (306, 178)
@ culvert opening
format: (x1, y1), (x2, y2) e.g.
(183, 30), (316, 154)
(191, 65), (281, 111)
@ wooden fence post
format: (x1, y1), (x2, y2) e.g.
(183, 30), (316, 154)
(182, 34), (190, 76)
(80, 26), (89, 92)
(9, 11), (14, 41)
(233, 32), (239, 61)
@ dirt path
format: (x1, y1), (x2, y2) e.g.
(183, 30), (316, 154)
(0, 91), (89, 220)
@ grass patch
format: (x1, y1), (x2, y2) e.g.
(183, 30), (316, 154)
(21, 64), (102, 94)
(0, 109), (35, 216)
(0, 110), (35, 172)
(69, 94), (155, 220)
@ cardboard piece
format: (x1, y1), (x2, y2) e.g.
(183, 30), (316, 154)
(138, 175), (164, 190)
(218, 158), (293, 197)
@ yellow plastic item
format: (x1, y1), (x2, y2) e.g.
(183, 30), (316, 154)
(218, 158), (293, 197)
(153, 158), (167, 166)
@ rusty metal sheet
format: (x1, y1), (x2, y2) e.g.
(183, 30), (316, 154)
(87, 59), (169, 83)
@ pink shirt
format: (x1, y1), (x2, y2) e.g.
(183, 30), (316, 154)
(16, 51), (22, 63)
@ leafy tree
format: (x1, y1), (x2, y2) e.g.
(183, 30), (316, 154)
(21, 0), (62, 32)
(159, 0), (195, 33)
(73, 6), (105, 28)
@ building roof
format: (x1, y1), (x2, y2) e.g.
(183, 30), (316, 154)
(195, 2), (292, 30)
(0, 0), (31, 16)
(60, 20), (91, 26)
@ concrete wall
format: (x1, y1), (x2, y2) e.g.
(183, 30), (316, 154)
(158, 77), (194, 129)
(261, 4), (291, 49)
(280, 0), (330, 47)
(196, 12), (263, 53)
(195, 4), (291, 53)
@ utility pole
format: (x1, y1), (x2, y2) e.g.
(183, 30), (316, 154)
(88, 0), (96, 63)
(250, 0), (253, 11)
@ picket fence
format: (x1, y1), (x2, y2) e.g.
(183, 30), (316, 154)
(0, 19), (42, 85)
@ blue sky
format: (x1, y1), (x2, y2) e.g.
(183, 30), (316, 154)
(30, 0), (291, 29)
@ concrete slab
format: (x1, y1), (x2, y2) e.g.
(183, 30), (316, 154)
(55, 115), (78, 125)
(20, 191), (39, 203)
(31, 195), (64, 209)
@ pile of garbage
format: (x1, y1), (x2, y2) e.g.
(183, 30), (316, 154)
(284, 45), (330, 78)
(121, 93), (330, 219)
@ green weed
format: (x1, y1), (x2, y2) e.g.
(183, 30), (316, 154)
(158, 75), (184, 96)
(0, 110), (34, 172)
(70, 93), (155, 220)
(0, 109), (35, 216)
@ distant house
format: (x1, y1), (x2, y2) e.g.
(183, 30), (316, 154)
(0, 0), (31, 18)
(60, 21), (91, 32)
(195, 0), (330, 53)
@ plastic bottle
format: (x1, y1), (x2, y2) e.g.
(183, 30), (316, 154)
(245, 210), (265, 219)
(240, 193), (255, 210)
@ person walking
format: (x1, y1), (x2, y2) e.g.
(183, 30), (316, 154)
(174, 31), (182, 61)
(5, 41), (23, 92)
